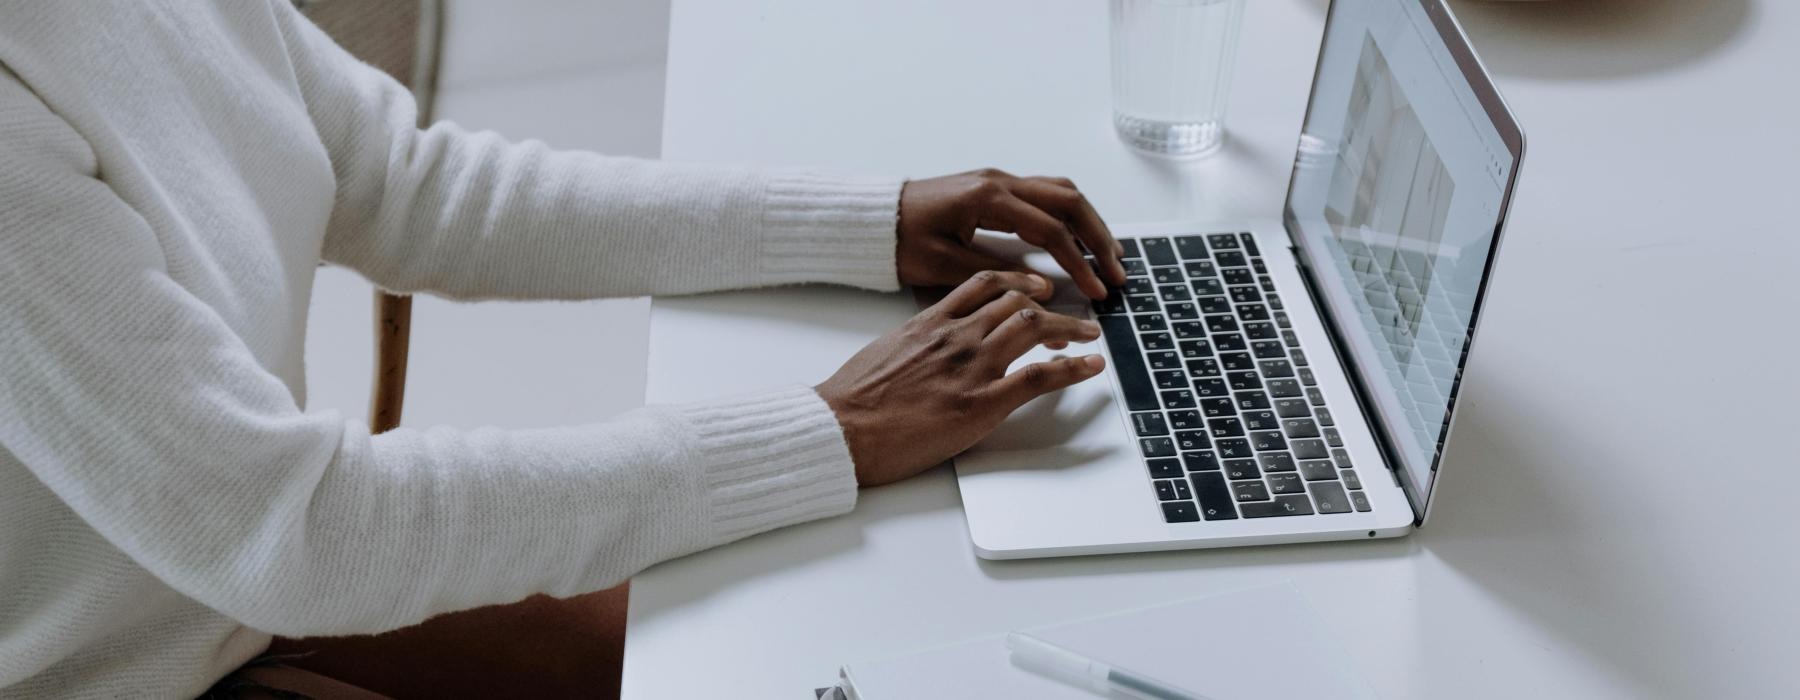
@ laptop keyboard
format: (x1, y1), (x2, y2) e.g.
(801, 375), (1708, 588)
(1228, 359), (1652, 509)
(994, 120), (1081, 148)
(1090, 233), (1374, 523)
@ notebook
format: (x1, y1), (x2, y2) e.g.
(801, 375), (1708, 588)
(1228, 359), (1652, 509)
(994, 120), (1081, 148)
(828, 583), (1376, 699)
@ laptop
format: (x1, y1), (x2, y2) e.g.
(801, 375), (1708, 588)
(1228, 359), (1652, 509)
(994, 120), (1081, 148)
(954, 0), (1524, 559)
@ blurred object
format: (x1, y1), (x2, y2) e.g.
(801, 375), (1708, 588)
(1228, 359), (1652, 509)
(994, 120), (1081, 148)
(1109, 0), (1246, 158)
(297, 0), (445, 434)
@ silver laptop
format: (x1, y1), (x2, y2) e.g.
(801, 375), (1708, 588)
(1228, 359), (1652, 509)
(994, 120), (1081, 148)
(955, 0), (1525, 559)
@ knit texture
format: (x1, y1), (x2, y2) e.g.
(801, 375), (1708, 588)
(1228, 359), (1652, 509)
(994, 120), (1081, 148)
(0, 1), (899, 697)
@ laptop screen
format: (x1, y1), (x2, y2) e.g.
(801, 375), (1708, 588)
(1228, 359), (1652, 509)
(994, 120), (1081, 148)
(1283, 0), (1522, 518)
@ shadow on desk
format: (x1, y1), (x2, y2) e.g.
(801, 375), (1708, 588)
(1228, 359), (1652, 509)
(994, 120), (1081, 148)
(1296, 0), (1754, 81)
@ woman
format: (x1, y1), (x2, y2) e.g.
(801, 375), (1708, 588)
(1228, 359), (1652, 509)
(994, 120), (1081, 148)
(0, 1), (1127, 697)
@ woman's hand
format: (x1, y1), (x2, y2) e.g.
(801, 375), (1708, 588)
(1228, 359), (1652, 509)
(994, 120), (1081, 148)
(816, 271), (1107, 487)
(897, 169), (1128, 300)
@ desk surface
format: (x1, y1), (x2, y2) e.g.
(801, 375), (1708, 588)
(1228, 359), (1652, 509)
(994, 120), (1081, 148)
(624, 1), (1800, 697)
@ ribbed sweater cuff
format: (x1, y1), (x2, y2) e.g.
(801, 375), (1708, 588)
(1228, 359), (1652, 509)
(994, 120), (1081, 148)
(760, 172), (904, 292)
(672, 385), (860, 545)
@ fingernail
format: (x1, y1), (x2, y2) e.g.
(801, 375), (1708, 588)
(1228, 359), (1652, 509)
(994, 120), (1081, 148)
(1082, 355), (1105, 371)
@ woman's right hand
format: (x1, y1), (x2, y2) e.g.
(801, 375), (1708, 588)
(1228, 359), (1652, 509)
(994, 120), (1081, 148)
(815, 271), (1108, 487)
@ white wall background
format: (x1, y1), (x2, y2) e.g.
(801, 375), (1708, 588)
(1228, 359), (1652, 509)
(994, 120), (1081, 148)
(303, 0), (669, 429)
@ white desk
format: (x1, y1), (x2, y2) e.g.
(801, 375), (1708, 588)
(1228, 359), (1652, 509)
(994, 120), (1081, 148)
(624, 1), (1800, 697)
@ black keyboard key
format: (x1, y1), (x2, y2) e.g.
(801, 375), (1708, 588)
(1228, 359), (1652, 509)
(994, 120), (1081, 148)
(1141, 237), (1177, 266)
(1207, 233), (1239, 250)
(1178, 341), (1212, 360)
(1159, 455), (1188, 478)
(1291, 349), (1309, 366)
(1273, 310), (1292, 328)
(1173, 321), (1206, 340)
(1212, 333), (1246, 352)
(1131, 412), (1169, 436)
(1324, 428), (1343, 447)
(1233, 480), (1271, 502)
(1267, 293), (1283, 311)
(1197, 296), (1231, 314)
(1341, 469), (1362, 490)
(1222, 268), (1254, 286)
(1259, 275), (1277, 292)
(1153, 370), (1185, 390)
(1267, 379), (1303, 398)
(1185, 261), (1218, 279)
(1219, 352), (1255, 372)
(1125, 278), (1156, 296)
(1310, 482), (1351, 514)
(1215, 251), (1248, 268)
(1200, 397), (1234, 417)
(1274, 398), (1310, 417)
(1216, 438), (1253, 459)
(1205, 316), (1239, 334)
(1152, 267), (1183, 285)
(1297, 366), (1317, 385)
(1315, 407), (1335, 426)
(1332, 448), (1352, 468)
(1258, 453), (1297, 473)
(1238, 232), (1259, 254)
(1226, 371), (1261, 391)
(1186, 358), (1220, 377)
(1123, 258), (1149, 276)
(1128, 295), (1160, 313)
(1174, 235), (1210, 260)
(1266, 473), (1304, 494)
(1291, 439), (1329, 460)
(1094, 293), (1126, 315)
(1141, 437), (1177, 458)
(1230, 286), (1262, 303)
(1251, 340), (1286, 359)
(1165, 301), (1199, 320)
(1142, 333), (1174, 351)
(1223, 459), (1260, 480)
(1174, 430), (1210, 452)
(1135, 314), (1167, 332)
(1250, 431), (1287, 452)
(1258, 359), (1294, 377)
(1282, 418), (1320, 438)
(1193, 378), (1228, 397)
(1244, 321), (1278, 340)
(1120, 238), (1142, 259)
(1350, 490), (1372, 512)
(1241, 494), (1314, 518)
(1161, 389), (1196, 409)
(1182, 451), (1219, 472)
(1171, 479), (1192, 499)
(1161, 501), (1200, 523)
(1234, 391), (1270, 411)
(1207, 417), (1244, 438)
(1298, 459), (1336, 481)
(1159, 285), (1191, 302)
(1306, 387), (1326, 405)
(1282, 329), (1300, 346)
(1242, 410), (1279, 432)
(1167, 410), (1202, 431)
(1147, 351), (1181, 371)
(1188, 472), (1238, 520)
(1098, 316), (1157, 411)
(1155, 480), (1182, 501)
(1237, 304), (1270, 321)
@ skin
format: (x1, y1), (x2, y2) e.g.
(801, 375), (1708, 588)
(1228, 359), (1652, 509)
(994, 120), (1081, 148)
(267, 169), (1122, 699)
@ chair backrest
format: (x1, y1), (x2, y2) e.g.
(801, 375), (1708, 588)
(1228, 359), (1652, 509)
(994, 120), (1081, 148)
(297, 0), (443, 434)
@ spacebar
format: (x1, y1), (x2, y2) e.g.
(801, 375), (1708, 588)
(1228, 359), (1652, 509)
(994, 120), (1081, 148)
(1097, 315), (1158, 411)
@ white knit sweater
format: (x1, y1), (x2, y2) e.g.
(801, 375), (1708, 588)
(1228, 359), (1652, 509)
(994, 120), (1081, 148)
(0, 2), (904, 697)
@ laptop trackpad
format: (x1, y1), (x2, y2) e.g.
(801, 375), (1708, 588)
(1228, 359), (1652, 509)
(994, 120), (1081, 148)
(968, 335), (1126, 453)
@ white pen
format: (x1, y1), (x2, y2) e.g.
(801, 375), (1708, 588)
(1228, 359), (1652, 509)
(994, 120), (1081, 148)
(1005, 631), (1215, 700)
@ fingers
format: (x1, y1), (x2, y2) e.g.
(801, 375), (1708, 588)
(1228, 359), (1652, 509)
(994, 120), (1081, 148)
(989, 355), (1107, 410)
(982, 306), (1101, 365)
(933, 245), (1042, 292)
(933, 270), (1052, 317)
(978, 194), (1108, 300)
(1014, 177), (1127, 289)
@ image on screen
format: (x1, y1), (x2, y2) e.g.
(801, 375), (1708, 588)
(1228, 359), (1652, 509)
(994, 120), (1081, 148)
(1285, 0), (1514, 506)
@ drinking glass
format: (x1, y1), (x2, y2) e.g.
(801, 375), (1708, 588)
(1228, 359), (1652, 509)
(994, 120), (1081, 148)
(1109, 0), (1247, 158)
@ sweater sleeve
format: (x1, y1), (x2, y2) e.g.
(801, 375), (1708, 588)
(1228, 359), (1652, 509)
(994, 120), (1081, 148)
(0, 132), (859, 636)
(270, 2), (902, 300)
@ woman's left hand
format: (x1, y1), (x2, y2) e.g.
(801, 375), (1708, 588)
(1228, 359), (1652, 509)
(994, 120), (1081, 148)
(896, 169), (1128, 300)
